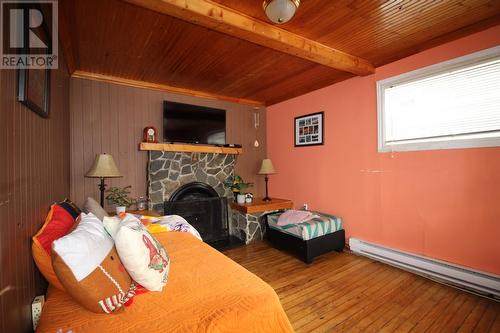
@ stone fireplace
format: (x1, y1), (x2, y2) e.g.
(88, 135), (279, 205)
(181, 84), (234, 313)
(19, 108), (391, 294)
(148, 151), (236, 212)
(147, 150), (247, 249)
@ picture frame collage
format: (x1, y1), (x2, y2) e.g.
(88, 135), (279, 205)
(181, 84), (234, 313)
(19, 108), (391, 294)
(294, 112), (324, 147)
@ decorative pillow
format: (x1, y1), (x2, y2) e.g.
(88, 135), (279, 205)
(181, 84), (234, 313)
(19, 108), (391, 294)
(83, 197), (108, 221)
(157, 215), (202, 240)
(32, 204), (78, 290)
(114, 214), (170, 292)
(58, 198), (82, 219)
(52, 213), (136, 313)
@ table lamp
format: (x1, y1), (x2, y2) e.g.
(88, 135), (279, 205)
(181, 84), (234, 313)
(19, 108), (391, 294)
(258, 158), (276, 202)
(85, 153), (122, 207)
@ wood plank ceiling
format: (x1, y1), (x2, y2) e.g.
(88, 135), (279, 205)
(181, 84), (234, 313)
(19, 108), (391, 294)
(59, 0), (500, 105)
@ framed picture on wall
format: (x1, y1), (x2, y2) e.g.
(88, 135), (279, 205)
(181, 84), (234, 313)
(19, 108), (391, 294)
(18, 67), (51, 118)
(16, 3), (51, 118)
(294, 112), (324, 147)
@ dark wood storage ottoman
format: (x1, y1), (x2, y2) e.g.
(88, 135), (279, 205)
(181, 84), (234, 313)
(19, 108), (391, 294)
(265, 212), (345, 264)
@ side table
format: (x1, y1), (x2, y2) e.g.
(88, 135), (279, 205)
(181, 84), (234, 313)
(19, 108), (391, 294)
(230, 198), (293, 244)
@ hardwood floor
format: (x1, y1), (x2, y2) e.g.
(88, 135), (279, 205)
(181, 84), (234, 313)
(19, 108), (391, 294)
(223, 242), (500, 333)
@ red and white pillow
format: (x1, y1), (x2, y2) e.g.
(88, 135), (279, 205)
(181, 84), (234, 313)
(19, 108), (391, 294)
(111, 214), (170, 291)
(32, 203), (79, 291)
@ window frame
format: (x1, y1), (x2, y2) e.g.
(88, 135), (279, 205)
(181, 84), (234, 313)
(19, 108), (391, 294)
(376, 46), (500, 153)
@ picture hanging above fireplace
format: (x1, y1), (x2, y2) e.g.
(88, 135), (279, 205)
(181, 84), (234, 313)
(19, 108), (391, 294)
(163, 101), (226, 145)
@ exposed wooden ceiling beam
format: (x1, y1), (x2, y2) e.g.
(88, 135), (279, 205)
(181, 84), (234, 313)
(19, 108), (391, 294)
(72, 71), (264, 106)
(124, 0), (375, 76)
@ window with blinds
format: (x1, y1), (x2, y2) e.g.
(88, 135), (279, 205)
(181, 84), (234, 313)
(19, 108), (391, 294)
(377, 46), (500, 152)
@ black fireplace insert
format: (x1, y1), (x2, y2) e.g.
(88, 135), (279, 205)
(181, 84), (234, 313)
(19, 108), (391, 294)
(164, 182), (242, 250)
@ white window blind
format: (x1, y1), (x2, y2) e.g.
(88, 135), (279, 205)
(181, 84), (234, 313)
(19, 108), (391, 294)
(377, 46), (500, 152)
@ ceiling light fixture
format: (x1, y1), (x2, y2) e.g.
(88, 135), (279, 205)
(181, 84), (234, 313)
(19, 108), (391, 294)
(263, 0), (300, 24)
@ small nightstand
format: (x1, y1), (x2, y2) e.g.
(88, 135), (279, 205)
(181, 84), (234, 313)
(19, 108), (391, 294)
(230, 198), (293, 214)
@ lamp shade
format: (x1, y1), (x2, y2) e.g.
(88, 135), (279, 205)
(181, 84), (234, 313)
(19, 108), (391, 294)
(258, 159), (276, 175)
(85, 153), (122, 178)
(263, 0), (300, 24)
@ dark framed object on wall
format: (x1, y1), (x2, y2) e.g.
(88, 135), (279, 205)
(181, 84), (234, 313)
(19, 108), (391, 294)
(18, 67), (51, 118)
(16, 3), (52, 118)
(294, 111), (324, 147)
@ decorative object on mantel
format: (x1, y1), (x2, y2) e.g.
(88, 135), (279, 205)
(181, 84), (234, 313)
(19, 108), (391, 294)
(295, 111), (324, 147)
(245, 193), (254, 204)
(85, 153), (122, 207)
(258, 159), (276, 202)
(143, 126), (159, 143)
(105, 186), (136, 214)
(224, 175), (253, 203)
(263, 0), (300, 24)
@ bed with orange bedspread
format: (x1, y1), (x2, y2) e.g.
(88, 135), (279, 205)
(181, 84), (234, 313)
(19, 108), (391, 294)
(36, 232), (293, 333)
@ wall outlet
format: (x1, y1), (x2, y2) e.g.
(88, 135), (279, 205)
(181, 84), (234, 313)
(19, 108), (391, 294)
(32, 295), (45, 330)
(303, 203), (309, 210)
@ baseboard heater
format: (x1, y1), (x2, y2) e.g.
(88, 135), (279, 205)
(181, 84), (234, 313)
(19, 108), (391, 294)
(349, 238), (500, 300)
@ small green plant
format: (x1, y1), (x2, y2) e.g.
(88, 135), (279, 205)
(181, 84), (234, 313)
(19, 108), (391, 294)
(105, 186), (136, 208)
(224, 175), (253, 194)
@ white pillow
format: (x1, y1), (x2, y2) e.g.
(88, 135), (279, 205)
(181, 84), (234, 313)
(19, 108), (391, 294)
(53, 213), (113, 281)
(114, 214), (170, 291)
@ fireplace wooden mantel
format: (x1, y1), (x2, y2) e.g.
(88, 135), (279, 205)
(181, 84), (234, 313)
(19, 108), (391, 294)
(139, 142), (242, 155)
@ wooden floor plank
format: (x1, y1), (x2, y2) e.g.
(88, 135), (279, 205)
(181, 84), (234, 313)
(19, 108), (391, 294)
(489, 310), (500, 333)
(289, 266), (393, 329)
(433, 294), (479, 333)
(337, 276), (428, 332)
(457, 300), (490, 333)
(283, 260), (378, 310)
(300, 270), (411, 332)
(396, 286), (457, 332)
(223, 241), (500, 333)
(378, 281), (443, 332)
(473, 302), (500, 332)
(425, 292), (469, 332)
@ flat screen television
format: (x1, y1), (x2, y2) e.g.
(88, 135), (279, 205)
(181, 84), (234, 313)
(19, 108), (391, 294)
(163, 101), (226, 145)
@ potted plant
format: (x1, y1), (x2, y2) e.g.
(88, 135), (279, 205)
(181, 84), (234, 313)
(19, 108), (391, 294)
(224, 175), (253, 204)
(105, 185), (136, 214)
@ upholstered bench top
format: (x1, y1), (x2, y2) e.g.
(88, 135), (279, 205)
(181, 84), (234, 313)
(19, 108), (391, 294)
(267, 211), (343, 241)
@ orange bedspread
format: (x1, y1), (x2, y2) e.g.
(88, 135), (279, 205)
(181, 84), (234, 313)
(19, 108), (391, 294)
(36, 232), (293, 333)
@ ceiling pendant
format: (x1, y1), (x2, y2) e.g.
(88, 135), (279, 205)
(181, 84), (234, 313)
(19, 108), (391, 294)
(262, 0), (300, 24)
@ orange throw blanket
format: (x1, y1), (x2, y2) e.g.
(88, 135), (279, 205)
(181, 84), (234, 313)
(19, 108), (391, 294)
(37, 232), (293, 333)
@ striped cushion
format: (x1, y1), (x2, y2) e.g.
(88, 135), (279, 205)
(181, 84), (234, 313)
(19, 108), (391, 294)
(268, 212), (343, 240)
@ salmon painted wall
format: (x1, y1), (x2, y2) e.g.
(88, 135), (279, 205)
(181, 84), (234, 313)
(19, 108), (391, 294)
(267, 26), (500, 275)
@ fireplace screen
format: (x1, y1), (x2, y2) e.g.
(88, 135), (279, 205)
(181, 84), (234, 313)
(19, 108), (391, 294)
(164, 197), (229, 244)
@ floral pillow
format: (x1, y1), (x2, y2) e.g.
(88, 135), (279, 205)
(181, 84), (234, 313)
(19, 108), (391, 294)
(155, 215), (202, 240)
(114, 214), (170, 292)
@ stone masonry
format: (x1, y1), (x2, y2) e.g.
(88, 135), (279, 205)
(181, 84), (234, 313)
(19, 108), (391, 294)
(148, 151), (235, 212)
(230, 209), (286, 244)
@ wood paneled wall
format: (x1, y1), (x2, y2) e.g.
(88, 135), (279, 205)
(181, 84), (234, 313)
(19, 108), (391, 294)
(70, 78), (267, 210)
(0, 61), (70, 330)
